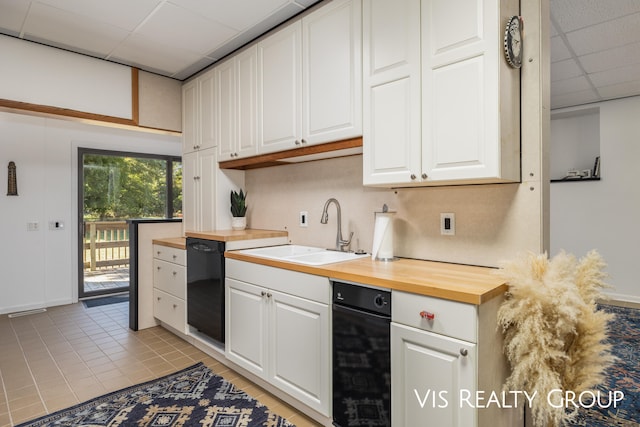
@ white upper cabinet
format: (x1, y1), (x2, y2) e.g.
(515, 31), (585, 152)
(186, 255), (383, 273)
(362, 0), (421, 185)
(302, 0), (362, 145)
(182, 70), (217, 154)
(258, 21), (303, 154)
(259, 0), (362, 154)
(363, 0), (521, 187)
(217, 46), (260, 161)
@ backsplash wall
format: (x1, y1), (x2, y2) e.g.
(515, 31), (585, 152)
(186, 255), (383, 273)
(245, 154), (542, 268)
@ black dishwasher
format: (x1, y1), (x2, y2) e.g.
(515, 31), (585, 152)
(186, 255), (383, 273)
(332, 281), (391, 427)
(186, 238), (225, 344)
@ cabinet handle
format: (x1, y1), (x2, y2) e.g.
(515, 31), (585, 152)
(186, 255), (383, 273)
(172, 254), (177, 259)
(261, 291), (266, 297)
(157, 297), (161, 301)
(420, 310), (435, 320)
(460, 348), (468, 357)
(173, 304), (177, 309)
(157, 266), (161, 270)
(410, 174), (417, 180)
(157, 251), (161, 255)
(301, 138), (307, 144)
(421, 173), (428, 179)
(295, 140), (301, 145)
(172, 271), (177, 276)
(267, 292), (272, 298)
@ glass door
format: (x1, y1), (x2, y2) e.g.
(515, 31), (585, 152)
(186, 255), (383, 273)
(78, 148), (182, 298)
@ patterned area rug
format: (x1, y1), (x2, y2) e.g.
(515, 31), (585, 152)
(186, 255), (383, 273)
(570, 304), (640, 426)
(16, 363), (295, 427)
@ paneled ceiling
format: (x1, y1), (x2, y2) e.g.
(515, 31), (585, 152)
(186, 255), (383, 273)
(0, 0), (321, 80)
(550, 0), (640, 109)
(0, 0), (638, 110)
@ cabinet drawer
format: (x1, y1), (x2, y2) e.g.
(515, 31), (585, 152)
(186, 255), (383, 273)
(392, 291), (477, 343)
(153, 259), (186, 299)
(153, 244), (185, 265)
(153, 289), (186, 333)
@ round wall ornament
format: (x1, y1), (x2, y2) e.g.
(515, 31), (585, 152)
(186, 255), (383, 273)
(504, 16), (523, 69)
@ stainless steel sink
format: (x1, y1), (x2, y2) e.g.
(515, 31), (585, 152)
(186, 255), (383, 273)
(236, 244), (367, 266)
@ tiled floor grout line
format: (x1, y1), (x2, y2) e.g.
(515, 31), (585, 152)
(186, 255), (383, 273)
(7, 317), (48, 421)
(0, 370), (13, 427)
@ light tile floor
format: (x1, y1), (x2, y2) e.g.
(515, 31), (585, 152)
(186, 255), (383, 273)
(0, 301), (320, 427)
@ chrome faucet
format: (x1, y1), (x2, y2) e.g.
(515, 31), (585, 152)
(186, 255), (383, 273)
(320, 198), (353, 252)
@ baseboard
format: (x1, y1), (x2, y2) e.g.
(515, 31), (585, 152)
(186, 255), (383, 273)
(601, 292), (640, 309)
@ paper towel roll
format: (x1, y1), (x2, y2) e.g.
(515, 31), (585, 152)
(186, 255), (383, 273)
(371, 212), (394, 260)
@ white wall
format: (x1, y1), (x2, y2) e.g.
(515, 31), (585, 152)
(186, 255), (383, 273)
(551, 96), (640, 302)
(0, 111), (181, 314)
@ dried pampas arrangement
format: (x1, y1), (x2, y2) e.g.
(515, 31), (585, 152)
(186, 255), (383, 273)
(497, 250), (615, 427)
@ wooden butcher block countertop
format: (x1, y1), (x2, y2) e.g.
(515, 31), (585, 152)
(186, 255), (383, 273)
(185, 229), (288, 241)
(225, 251), (507, 305)
(152, 237), (186, 250)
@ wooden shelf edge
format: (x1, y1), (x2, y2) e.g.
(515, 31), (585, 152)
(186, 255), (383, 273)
(219, 137), (363, 170)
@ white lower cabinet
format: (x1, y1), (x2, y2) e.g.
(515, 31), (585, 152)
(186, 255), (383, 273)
(391, 291), (521, 427)
(225, 260), (331, 416)
(392, 323), (477, 426)
(152, 244), (187, 334)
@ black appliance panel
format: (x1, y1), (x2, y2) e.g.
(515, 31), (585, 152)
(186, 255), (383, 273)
(332, 281), (391, 427)
(186, 238), (225, 344)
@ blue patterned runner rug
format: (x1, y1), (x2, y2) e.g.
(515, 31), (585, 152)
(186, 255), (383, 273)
(16, 362), (295, 427)
(571, 304), (640, 426)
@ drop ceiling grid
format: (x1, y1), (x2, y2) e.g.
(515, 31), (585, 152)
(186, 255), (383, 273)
(550, 0), (640, 109)
(0, 0), (639, 108)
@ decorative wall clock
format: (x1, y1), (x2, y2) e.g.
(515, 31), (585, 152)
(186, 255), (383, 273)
(504, 16), (523, 68)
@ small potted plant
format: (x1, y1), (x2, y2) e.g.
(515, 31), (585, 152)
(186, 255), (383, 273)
(230, 189), (247, 230)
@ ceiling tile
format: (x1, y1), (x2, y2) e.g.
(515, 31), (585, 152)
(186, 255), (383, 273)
(566, 13), (640, 56)
(589, 62), (640, 87)
(596, 81), (640, 100)
(550, 0), (640, 32)
(22, 2), (129, 57)
(551, 75), (592, 96)
(551, 89), (599, 110)
(579, 41), (640, 73)
(35, 0), (161, 32)
(204, 2), (307, 60)
(135, 2), (238, 56)
(551, 59), (583, 82)
(0, 0), (30, 35)
(168, 0), (294, 31)
(110, 33), (202, 76)
(550, 36), (572, 63)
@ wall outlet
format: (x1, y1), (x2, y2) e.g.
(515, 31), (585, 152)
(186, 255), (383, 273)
(299, 211), (308, 227)
(49, 220), (64, 230)
(440, 213), (455, 236)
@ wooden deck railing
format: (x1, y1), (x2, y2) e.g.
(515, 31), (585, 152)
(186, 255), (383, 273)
(83, 221), (129, 271)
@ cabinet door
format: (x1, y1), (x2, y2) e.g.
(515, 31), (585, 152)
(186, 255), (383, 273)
(302, 0), (362, 145)
(236, 46), (259, 158)
(259, 21), (302, 154)
(269, 290), (330, 416)
(421, 0), (519, 182)
(198, 148), (217, 231)
(199, 70), (217, 150)
(182, 80), (199, 153)
(216, 58), (237, 161)
(392, 323), (477, 427)
(225, 279), (268, 378)
(362, 0), (422, 186)
(182, 151), (198, 232)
